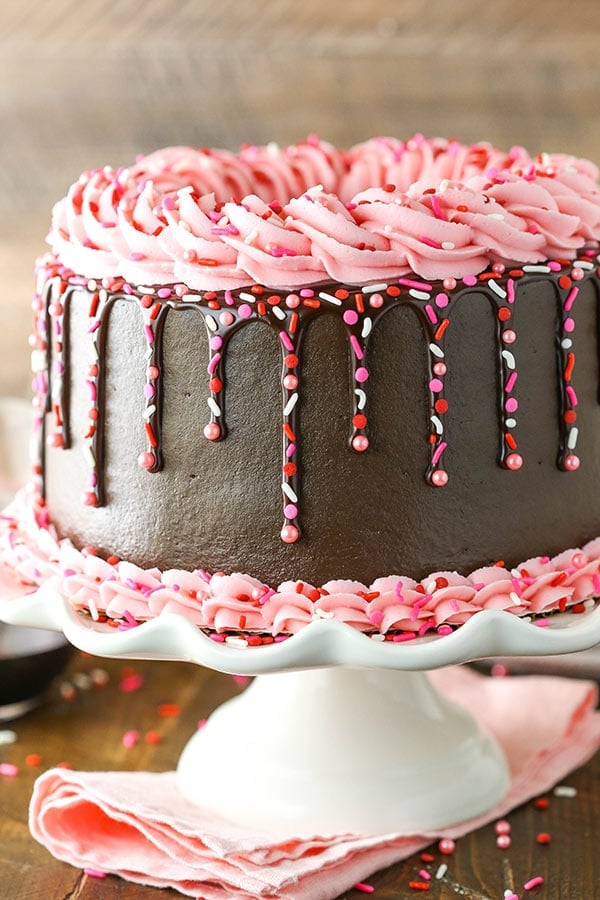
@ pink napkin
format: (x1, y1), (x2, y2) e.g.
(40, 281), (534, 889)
(29, 667), (600, 899)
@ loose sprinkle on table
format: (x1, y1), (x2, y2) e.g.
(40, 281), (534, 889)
(554, 785), (577, 798)
(353, 883), (375, 894)
(122, 730), (140, 749)
(145, 730), (162, 745)
(435, 863), (447, 879)
(0, 730), (17, 746)
(25, 753), (42, 767)
(408, 882), (430, 891)
(533, 796), (550, 809)
(0, 763), (18, 777)
(158, 703), (181, 718)
(524, 875), (544, 891)
(84, 869), (107, 878)
(438, 838), (455, 855)
(120, 672), (144, 693)
(536, 832), (552, 845)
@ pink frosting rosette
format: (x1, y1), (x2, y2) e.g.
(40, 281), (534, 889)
(365, 576), (431, 632)
(145, 569), (211, 625)
(312, 579), (373, 631)
(262, 581), (317, 635)
(157, 189), (247, 290)
(129, 146), (256, 203)
(284, 189), (410, 283)
(219, 194), (327, 287)
(99, 562), (162, 621)
(201, 572), (268, 632)
(468, 566), (532, 615)
(238, 138), (344, 204)
(352, 186), (491, 279)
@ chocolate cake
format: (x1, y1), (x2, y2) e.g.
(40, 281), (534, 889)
(2, 136), (600, 642)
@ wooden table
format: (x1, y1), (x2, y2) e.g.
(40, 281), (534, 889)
(0, 651), (598, 899)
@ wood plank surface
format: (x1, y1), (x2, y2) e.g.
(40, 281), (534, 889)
(0, 651), (598, 899)
(1, 3), (600, 897)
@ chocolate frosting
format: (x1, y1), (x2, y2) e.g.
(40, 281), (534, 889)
(38, 263), (600, 587)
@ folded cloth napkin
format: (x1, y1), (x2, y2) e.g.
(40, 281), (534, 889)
(29, 666), (600, 899)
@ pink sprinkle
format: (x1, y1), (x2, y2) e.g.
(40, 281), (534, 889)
(535, 619), (550, 627)
(84, 869), (106, 879)
(355, 366), (369, 383)
(398, 278), (433, 292)
(209, 633), (226, 642)
(197, 718), (208, 729)
(593, 574), (600, 593)
(564, 286), (579, 311)
(505, 371), (518, 393)
(120, 673), (144, 693)
(419, 869), (431, 880)
(463, 274), (478, 287)
(157, 288), (171, 299)
(431, 441), (447, 466)
(207, 352), (221, 375)
(369, 609), (384, 625)
(232, 674), (250, 686)
(144, 324), (154, 344)
(353, 884), (375, 894)
(0, 763), (19, 777)
(419, 235), (443, 249)
(429, 377), (444, 393)
(524, 875), (544, 891)
(437, 624), (453, 635)
(393, 631), (417, 642)
(431, 194), (445, 221)
(122, 729), (140, 748)
(286, 442), (296, 458)
(224, 290), (235, 306)
(565, 385), (578, 407)
(350, 334), (364, 359)
(279, 331), (294, 351)
(424, 304), (438, 324)
(238, 304), (253, 319)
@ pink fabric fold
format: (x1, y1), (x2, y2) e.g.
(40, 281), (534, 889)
(29, 667), (600, 899)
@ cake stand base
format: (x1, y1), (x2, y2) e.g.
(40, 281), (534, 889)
(177, 665), (509, 836)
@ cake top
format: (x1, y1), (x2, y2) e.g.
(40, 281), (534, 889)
(48, 135), (600, 290)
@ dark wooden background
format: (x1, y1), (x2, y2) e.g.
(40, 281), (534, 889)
(1, 2), (600, 897)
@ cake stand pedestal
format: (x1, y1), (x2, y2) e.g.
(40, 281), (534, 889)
(3, 586), (600, 835)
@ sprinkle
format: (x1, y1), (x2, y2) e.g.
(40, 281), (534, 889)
(350, 335), (364, 359)
(158, 703), (181, 718)
(0, 763), (19, 777)
(524, 875), (544, 891)
(318, 291), (342, 306)
(398, 278), (433, 292)
(553, 784), (577, 797)
(120, 672), (144, 693)
(282, 483), (298, 503)
(411, 289), (433, 301)
(225, 636), (249, 648)
(408, 882), (430, 891)
(435, 863), (448, 879)
(536, 832), (552, 844)
(522, 265), (551, 273)
(361, 317), (372, 338)
(488, 279), (508, 299)
(0, 731), (17, 746)
(418, 870), (431, 880)
(429, 342), (444, 358)
(438, 838), (455, 855)
(279, 331), (294, 351)
(207, 397), (221, 417)
(122, 729), (140, 748)
(353, 883), (375, 894)
(84, 869), (107, 879)
(363, 283), (388, 293)
(355, 388), (367, 410)
(272, 305), (286, 320)
(502, 349), (516, 370)
(25, 753), (42, 767)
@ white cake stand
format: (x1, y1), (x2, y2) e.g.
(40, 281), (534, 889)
(3, 582), (600, 836)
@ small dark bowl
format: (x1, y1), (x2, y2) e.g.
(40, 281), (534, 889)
(0, 624), (74, 720)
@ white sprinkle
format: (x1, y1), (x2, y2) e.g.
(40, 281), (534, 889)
(314, 608), (335, 619)
(567, 427), (579, 450)
(143, 404), (156, 420)
(144, 346), (153, 360)
(554, 785), (577, 798)
(363, 283), (388, 294)
(283, 393), (298, 416)
(51, 378), (63, 401)
(488, 279), (507, 299)
(72, 672), (93, 690)
(31, 349), (47, 373)
(0, 730), (17, 746)
(430, 415), (444, 435)
(99, 288), (108, 304)
(225, 636), (249, 648)
(138, 285), (156, 295)
(271, 305), (286, 320)
(506, 417), (517, 429)
(429, 343), (444, 358)
(319, 291), (343, 306)
(205, 315), (217, 332)
(244, 230), (258, 245)
(522, 265), (551, 273)
(436, 863), (448, 880)
(238, 292), (256, 303)
(355, 388), (367, 410)
(207, 398), (221, 417)
(501, 349), (516, 370)
(441, 241), (455, 251)
(282, 482), (298, 503)
(509, 591), (521, 606)
(87, 279), (97, 292)
(561, 338), (573, 349)
(439, 179), (449, 193)
(83, 444), (96, 468)
(371, 633), (385, 642)
(361, 317), (372, 338)
(584, 598), (596, 609)
(488, 213), (505, 221)
(409, 289), (431, 301)
(425, 580), (437, 594)
(384, 224), (393, 233)
(87, 596), (99, 621)
(90, 667), (110, 686)
(575, 260), (594, 270)
(89, 341), (99, 361)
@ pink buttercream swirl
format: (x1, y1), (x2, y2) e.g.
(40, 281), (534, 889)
(48, 136), (600, 288)
(1, 486), (598, 639)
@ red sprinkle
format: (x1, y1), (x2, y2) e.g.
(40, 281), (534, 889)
(145, 730), (162, 745)
(158, 703), (181, 718)
(420, 852), (435, 863)
(534, 796), (550, 810)
(25, 753), (42, 767)
(408, 882), (430, 891)
(536, 832), (552, 844)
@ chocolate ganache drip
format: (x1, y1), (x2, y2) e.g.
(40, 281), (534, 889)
(32, 252), (600, 551)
